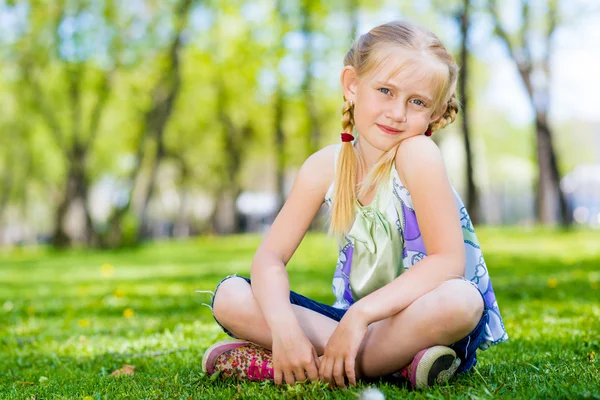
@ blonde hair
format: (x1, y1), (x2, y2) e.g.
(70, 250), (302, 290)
(328, 20), (460, 240)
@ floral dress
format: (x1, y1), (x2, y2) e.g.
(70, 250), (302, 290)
(323, 143), (508, 350)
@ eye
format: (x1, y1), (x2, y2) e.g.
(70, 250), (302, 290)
(411, 99), (425, 107)
(378, 88), (392, 96)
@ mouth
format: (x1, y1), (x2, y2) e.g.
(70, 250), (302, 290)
(377, 124), (402, 135)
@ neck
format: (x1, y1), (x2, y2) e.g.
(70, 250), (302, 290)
(355, 136), (385, 173)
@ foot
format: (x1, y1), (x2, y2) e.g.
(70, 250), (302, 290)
(395, 346), (461, 389)
(202, 339), (275, 381)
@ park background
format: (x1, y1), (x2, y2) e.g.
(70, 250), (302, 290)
(1, 0), (599, 398)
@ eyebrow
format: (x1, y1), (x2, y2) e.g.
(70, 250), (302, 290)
(374, 80), (433, 103)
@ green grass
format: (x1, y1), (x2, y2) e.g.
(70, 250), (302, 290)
(1, 227), (600, 399)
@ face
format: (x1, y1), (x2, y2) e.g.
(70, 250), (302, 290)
(341, 48), (448, 153)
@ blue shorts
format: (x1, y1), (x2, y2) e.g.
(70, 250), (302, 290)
(210, 274), (489, 375)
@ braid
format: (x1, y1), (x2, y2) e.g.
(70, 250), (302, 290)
(341, 99), (355, 133)
(429, 93), (459, 132)
(329, 99), (359, 240)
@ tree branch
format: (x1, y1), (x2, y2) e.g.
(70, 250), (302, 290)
(520, 0), (532, 67)
(488, 0), (517, 61)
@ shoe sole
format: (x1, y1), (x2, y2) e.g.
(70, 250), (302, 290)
(201, 339), (250, 376)
(413, 346), (461, 389)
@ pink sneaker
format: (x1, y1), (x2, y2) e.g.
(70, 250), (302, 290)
(396, 346), (461, 389)
(202, 339), (275, 381)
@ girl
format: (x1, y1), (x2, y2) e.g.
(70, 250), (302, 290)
(200, 20), (507, 390)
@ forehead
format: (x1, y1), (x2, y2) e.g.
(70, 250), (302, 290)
(363, 47), (448, 98)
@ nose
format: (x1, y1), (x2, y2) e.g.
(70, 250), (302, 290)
(386, 101), (407, 123)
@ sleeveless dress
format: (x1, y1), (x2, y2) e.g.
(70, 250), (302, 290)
(323, 143), (508, 350)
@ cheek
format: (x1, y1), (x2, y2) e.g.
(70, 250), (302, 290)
(411, 110), (433, 125)
(357, 97), (380, 120)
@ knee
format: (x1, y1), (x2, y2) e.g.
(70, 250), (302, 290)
(431, 279), (484, 336)
(212, 276), (253, 326)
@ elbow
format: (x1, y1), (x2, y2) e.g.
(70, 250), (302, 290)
(250, 249), (285, 276)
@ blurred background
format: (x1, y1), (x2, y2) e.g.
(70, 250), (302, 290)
(0, 0), (599, 249)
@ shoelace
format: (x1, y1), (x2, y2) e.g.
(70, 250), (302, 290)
(247, 357), (274, 380)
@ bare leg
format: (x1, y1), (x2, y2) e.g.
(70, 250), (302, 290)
(212, 277), (484, 379)
(356, 278), (484, 378)
(212, 277), (338, 355)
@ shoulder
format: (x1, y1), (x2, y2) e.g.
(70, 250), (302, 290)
(394, 136), (446, 187)
(297, 144), (338, 195)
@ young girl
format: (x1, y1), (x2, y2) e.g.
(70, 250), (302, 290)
(200, 20), (507, 390)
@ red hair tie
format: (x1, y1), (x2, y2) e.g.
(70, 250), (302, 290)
(341, 133), (354, 142)
(425, 128), (432, 137)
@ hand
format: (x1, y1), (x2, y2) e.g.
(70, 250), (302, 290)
(271, 328), (320, 386)
(319, 308), (369, 389)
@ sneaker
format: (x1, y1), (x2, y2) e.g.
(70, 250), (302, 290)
(396, 346), (461, 389)
(202, 339), (275, 381)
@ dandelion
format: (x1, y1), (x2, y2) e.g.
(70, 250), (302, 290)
(547, 277), (558, 289)
(114, 288), (125, 298)
(100, 263), (115, 278)
(123, 308), (134, 318)
(78, 319), (91, 328)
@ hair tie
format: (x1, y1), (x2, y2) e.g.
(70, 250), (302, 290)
(425, 128), (432, 137)
(341, 133), (354, 142)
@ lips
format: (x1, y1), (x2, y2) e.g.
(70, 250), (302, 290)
(377, 124), (401, 135)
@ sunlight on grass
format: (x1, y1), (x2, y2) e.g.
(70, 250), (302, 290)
(1, 228), (599, 399)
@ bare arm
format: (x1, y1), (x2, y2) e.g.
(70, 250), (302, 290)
(249, 145), (335, 385)
(352, 136), (465, 325)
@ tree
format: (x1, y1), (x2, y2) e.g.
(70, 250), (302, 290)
(457, 0), (481, 223)
(15, 0), (120, 246)
(99, 0), (195, 246)
(488, 0), (570, 226)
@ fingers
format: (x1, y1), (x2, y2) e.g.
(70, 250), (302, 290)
(345, 356), (357, 387)
(274, 368), (284, 386)
(333, 357), (346, 389)
(319, 356), (335, 388)
(293, 368), (307, 383)
(284, 368), (296, 386)
(312, 347), (321, 370)
(305, 351), (320, 382)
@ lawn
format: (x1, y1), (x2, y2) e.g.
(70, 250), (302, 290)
(1, 227), (599, 399)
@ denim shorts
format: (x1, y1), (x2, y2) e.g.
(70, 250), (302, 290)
(209, 274), (489, 375)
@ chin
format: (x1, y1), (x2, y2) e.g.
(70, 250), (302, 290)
(358, 129), (401, 152)
(376, 136), (403, 150)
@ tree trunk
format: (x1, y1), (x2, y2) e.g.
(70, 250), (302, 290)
(52, 171), (78, 247)
(210, 187), (243, 235)
(300, 0), (321, 158)
(97, 0), (192, 247)
(488, 0), (570, 227)
(274, 83), (286, 213)
(213, 70), (253, 234)
(136, 0), (189, 242)
(348, 0), (359, 40)
(458, 0), (480, 224)
(535, 112), (570, 225)
(272, 0), (287, 214)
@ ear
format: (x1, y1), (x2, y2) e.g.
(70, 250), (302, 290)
(340, 66), (358, 103)
(429, 101), (448, 124)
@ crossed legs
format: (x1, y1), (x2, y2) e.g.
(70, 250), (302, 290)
(211, 276), (484, 379)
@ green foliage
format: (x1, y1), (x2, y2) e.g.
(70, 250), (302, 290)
(0, 1), (592, 242)
(1, 228), (599, 398)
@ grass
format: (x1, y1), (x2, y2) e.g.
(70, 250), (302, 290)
(1, 227), (599, 399)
